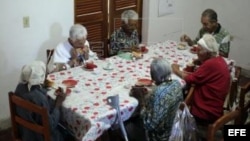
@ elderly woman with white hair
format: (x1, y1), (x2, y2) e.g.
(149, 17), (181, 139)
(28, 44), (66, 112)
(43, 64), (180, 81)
(172, 34), (230, 124)
(141, 58), (183, 141)
(110, 9), (139, 55)
(48, 24), (95, 72)
(15, 61), (72, 141)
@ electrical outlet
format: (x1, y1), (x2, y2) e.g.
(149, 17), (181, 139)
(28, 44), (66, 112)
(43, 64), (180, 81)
(23, 16), (30, 28)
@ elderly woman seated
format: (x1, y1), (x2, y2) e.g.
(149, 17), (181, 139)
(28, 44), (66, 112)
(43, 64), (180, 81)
(15, 61), (74, 141)
(140, 58), (183, 141)
(109, 9), (140, 55)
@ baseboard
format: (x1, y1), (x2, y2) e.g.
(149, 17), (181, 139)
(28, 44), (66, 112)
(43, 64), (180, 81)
(0, 117), (11, 131)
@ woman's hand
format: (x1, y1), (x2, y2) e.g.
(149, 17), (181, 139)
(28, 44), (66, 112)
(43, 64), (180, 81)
(54, 87), (67, 108)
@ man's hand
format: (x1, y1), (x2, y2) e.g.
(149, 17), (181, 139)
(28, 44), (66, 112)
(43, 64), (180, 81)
(180, 34), (193, 46)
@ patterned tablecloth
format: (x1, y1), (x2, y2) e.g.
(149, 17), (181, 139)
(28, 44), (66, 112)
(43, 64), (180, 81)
(47, 40), (197, 141)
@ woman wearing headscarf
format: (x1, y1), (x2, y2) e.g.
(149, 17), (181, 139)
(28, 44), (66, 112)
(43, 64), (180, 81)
(14, 61), (69, 141)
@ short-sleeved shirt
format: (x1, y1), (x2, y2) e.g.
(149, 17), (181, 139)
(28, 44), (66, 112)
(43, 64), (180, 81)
(194, 24), (230, 56)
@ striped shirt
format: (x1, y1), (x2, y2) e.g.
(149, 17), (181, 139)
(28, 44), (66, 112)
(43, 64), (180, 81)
(194, 24), (230, 57)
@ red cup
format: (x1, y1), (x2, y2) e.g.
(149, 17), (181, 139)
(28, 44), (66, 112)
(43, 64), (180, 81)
(86, 63), (96, 69)
(184, 65), (195, 72)
(141, 46), (146, 52)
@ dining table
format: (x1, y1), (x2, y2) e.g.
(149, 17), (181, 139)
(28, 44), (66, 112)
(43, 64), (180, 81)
(46, 40), (198, 141)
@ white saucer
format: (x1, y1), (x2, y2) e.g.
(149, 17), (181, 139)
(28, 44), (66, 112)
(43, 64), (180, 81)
(103, 66), (114, 70)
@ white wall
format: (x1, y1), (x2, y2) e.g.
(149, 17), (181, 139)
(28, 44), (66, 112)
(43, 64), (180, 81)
(142, 0), (250, 70)
(0, 0), (73, 130)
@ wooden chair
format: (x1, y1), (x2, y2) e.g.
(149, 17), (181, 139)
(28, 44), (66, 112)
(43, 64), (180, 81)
(45, 49), (54, 75)
(46, 49), (54, 65)
(8, 91), (51, 141)
(225, 66), (242, 110)
(238, 80), (250, 124)
(206, 80), (250, 141)
(206, 108), (240, 141)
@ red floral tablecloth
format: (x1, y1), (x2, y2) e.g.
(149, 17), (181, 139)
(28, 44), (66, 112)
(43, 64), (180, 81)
(47, 40), (197, 141)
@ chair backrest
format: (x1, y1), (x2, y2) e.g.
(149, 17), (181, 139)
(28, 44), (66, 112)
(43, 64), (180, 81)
(238, 80), (250, 124)
(226, 66), (242, 110)
(46, 49), (54, 65)
(207, 108), (241, 141)
(8, 91), (51, 141)
(107, 95), (129, 141)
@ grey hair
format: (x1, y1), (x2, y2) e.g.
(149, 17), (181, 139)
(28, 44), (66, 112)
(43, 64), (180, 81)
(121, 10), (138, 24)
(69, 24), (88, 42)
(202, 9), (217, 22)
(150, 58), (172, 85)
(199, 34), (219, 56)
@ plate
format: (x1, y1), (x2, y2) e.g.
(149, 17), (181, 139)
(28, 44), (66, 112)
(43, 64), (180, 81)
(62, 79), (78, 88)
(177, 42), (187, 50)
(83, 66), (94, 71)
(136, 78), (153, 86)
(177, 46), (187, 50)
(103, 66), (114, 70)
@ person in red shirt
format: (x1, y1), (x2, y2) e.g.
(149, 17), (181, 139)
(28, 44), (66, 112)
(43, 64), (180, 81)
(172, 34), (230, 123)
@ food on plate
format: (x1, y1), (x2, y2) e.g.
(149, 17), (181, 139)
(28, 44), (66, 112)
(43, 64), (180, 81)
(177, 42), (187, 50)
(132, 51), (143, 59)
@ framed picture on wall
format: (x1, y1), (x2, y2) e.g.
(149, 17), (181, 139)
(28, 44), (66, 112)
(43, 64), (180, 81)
(158, 0), (174, 16)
